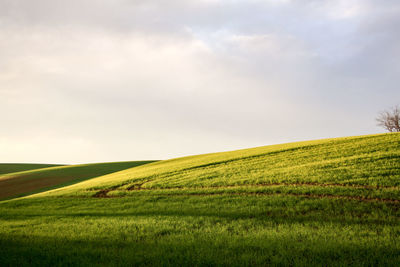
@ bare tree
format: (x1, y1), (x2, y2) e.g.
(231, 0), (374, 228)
(376, 106), (400, 132)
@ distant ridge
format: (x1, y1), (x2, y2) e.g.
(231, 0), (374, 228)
(0, 163), (63, 175)
(0, 161), (156, 200)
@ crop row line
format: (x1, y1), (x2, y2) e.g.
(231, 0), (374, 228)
(94, 189), (400, 204)
(92, 183), (399, 204)
(126, 182), (399, 191)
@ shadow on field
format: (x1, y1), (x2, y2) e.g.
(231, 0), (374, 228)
(0, 230), (398, 266)
(1, 194), (399, 266)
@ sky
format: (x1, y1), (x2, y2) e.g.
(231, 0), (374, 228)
(1, 0), (399, 164)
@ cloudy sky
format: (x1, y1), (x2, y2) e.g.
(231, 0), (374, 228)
(1, 0), (399, 164)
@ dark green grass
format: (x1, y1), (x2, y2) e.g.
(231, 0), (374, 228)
(0, 195), (399, 266)
(0, 163), (63, 175)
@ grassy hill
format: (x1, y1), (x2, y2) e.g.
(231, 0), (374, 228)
(0, 133), (399, 266)
(0, 163), (63, 175)
(0, 161), (156, 200)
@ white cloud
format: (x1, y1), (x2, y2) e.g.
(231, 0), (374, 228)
(307, 0), (367, 20)
(0, 0), (399, 163)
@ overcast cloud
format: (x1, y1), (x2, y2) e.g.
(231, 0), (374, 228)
(1, 0), (399, 164)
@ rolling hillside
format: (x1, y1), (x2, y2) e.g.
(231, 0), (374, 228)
(0, 163), (63, 175)
(0, 161), (156, 200)
(44, 132), (400, 200)
(0, 133), (399, 266)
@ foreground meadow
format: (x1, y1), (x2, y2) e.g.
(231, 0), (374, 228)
(0, 133), (399, 266)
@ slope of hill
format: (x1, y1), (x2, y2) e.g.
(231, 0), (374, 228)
(0, 133), (399, 266)
(0, 161), (156, 200)
(45, 133), (400, 201)
(0, 163), (63, 175)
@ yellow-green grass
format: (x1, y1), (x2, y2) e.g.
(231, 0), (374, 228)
(0, 163), (63, 175)
(43, 132), (400, 200)
(0, 133), (399, 266)
(0, 161), (156, 200)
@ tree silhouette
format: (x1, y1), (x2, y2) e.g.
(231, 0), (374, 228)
(376, 106), (400, 132)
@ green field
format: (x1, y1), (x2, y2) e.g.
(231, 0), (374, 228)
(0, 161), (156, 200)
(0, 133), (399, 266)
(0, 163), (63, 175)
